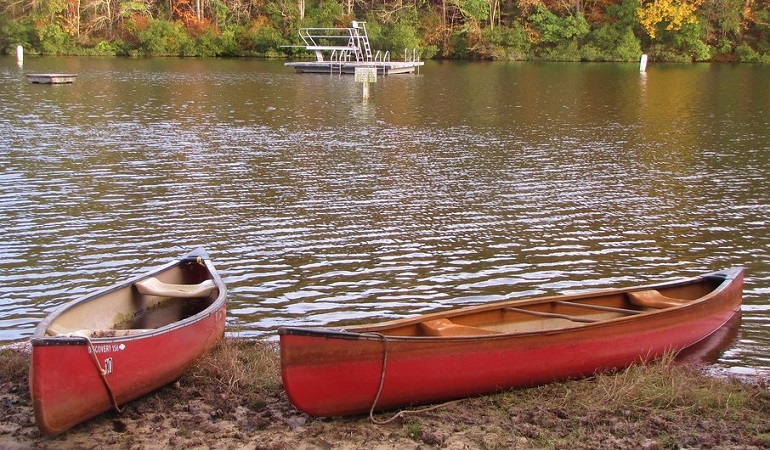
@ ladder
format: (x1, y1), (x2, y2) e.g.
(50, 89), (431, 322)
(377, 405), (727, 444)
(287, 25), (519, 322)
(351, 21), (372, 62)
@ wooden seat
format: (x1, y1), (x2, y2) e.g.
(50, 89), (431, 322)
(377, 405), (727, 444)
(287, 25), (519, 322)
(135, 277), (216, 298)
(420, 319), (501, 337)
(627, 290), (687, 309)
(46, 326), (152, 338)
(46, 326), (95, 338)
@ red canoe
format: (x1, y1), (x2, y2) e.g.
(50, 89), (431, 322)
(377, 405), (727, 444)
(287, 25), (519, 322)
(279, 268), (743, 417)
(29, 248), (227, 435)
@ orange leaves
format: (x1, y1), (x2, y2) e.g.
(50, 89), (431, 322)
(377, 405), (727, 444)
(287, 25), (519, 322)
(172, 0), (214, 34)
(637, 0), (704, 39)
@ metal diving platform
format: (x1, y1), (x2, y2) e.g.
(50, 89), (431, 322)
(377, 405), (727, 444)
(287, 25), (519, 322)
(284, 21), (424, 75)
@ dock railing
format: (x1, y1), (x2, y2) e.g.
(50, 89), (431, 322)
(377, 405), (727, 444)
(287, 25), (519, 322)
(298, 21), (373, 62)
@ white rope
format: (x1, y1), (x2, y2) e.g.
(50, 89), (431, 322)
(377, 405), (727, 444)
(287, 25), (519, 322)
(366, 332), (462, 425)
(83, 337), (123, 413)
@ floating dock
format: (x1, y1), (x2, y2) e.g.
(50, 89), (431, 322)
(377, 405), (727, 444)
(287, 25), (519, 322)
(285, 21), (423, 75)
(27, 74), (77, 84)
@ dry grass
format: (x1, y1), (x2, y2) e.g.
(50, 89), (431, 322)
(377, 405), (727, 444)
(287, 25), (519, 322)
(472, 356), (770, 449)
(0, 348), (28, 385)
(492, 355), (768, 420)
(137, 337), (285, 414)
(183, 338), (282, 395)
(583, 356), (751, 417)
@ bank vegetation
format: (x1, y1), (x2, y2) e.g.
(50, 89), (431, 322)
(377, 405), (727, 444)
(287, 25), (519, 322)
(1, 0), (770, 62)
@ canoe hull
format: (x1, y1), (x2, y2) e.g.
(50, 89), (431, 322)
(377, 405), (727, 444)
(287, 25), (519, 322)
(279, 268), (743, 417)
(29, 248), (227, 435)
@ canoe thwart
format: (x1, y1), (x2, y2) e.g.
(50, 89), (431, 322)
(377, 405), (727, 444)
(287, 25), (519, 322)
(134, 277), (216, 298)
(420, 319), (501, 336)
(504, 307), (599, 323)
(553, 300), (646, 315)
(627, 290), (687, 309)
(46, 325), (153, 338)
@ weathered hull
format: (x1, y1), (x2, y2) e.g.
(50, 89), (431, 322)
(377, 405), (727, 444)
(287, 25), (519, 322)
(29, 248), (227, 435)
(279, 268), (743, 417)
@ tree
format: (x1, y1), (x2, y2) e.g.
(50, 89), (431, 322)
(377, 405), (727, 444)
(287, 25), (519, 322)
(637, 0), (704, 39)
(451, 0), (489, 23)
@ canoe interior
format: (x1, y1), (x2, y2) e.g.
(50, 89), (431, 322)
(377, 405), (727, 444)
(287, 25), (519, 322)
(44, 260), (220, 338)
(344, 275), (724, 337)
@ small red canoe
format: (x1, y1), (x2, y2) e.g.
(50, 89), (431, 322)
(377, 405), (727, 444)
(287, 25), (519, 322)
(279, 268), (743, 417)
(29, 248), (227, 435)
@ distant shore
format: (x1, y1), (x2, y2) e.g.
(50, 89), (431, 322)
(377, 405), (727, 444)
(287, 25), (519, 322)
(2, 339), (768, 449)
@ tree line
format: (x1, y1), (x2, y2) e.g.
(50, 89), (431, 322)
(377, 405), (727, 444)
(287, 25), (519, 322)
(1, 0), (769, 62)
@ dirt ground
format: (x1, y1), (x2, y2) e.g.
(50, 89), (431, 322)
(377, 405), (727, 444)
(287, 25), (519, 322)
(2, 341), (769, 450)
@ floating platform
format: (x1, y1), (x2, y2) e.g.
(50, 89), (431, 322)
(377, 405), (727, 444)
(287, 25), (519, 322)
(285, 61), (423, 75)
(27, 74), (77, 84)
(285, 21), (423, 76)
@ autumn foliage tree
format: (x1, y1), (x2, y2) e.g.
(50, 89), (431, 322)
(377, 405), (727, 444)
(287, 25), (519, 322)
(1, 0), (769, 60)
(637, 0), (703, 38)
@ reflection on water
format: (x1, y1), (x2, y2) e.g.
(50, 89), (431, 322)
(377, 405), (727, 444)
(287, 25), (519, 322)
(0, 58), (768, 376)
(677, 313), (742, 366)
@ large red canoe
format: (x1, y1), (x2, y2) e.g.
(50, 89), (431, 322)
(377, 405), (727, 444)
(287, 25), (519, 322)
(279, 268), (743, 417)
(29, 248), (227, 435)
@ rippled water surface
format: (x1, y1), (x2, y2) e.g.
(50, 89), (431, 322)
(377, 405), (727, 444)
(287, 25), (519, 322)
(1, 57), (768, 375)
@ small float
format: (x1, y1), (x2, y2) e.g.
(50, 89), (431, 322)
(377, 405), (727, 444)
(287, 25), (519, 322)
(27, 74), (78, 84)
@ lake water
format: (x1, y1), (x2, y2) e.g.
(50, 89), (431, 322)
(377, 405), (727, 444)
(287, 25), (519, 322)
(1, 57), (768, 377)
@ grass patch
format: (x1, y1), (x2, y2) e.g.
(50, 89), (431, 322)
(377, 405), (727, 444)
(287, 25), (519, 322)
(467, 355), (770, 449)
(183, 338), (281, 395)
(140, 337), (283, 414)
(484, 354), (761, 418)
(0, 348), (28, 385)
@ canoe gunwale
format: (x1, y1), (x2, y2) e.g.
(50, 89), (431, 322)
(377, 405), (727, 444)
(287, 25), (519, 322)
(278, 267), (743, 342)
(30, 247), (226, 346)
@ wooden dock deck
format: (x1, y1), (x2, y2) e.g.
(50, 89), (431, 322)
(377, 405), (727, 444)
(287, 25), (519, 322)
(27, 74), (77, 84)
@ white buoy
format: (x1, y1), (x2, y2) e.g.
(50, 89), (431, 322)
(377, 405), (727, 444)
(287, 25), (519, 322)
(639, 54), (648, 72)
(17, 45), (23, 66)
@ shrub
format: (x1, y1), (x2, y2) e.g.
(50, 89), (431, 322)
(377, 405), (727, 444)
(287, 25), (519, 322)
(477, 22), (531, 60)
(446, 29), (471, 59)
(0, 18), (39, 54)
(189, 27), (221, 56)
(529, 5), (589, 44)
(735, 43), (770, 63)
(585, 24), (642, 61)
(38, 23), (76, 54)
(382, 22), (421, 55)
(92, 40), (122, 55)
(537, 40), (584, 61)
(246, 22), (286, 56)
(217, 24), (245, 56)
(137, 19), (191, 56)
(647, 20), (711, 61)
